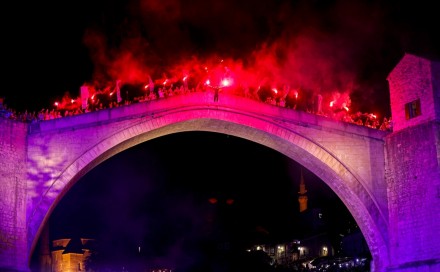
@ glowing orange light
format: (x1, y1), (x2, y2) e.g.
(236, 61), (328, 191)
(70, 99), (75, 104)
(54, 102), (59, 107)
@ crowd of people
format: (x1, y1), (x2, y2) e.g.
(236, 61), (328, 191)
(0, 80), (392, 132)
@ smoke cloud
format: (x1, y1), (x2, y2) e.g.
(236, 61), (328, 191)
(77, 0), (405, 117)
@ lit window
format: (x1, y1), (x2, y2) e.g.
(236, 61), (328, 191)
(405, 99), (421, 119)
(277, 245), (285, 254)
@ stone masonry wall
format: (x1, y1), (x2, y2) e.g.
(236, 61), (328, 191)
(386, 53), (440, 271)
(432, 60), (440, 121)
(387, 53), (438, 132)
(385, 121), (440, 270)
(0, 118), (29, 271)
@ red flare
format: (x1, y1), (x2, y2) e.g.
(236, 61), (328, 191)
(221, 79), (230, 87)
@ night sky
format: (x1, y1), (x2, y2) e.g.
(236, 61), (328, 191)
(4, 0), (436, 270)
(2, 0), (440, 116)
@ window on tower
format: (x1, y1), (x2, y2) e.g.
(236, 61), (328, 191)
(405, 99), (421, 119)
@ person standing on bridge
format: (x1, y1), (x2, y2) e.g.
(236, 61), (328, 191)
(214, 87), (220, 102)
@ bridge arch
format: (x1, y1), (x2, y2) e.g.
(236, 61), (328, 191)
(27, 95), (389, 271)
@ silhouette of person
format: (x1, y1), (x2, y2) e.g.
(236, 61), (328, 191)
(214, 87), (220, 102)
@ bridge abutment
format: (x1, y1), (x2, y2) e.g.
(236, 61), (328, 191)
(385, 53), (440, 271)
(0, 119), (30, 271)
(385, 122), (440, 271)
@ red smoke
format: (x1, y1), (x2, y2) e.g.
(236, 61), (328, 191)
(72, 0), (394, 117)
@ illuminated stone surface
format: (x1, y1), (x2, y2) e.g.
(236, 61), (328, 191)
(0, 54), (439, 271)
(385, 53), (440, 271)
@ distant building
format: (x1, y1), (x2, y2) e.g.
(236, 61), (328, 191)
(249, 235), (333, 268)
(51, 238), (95, 272)
(248, 166), (371, 269)
(248, 240), (300, 267)
(246, 169), (336, 267)
(298, 167), (308, 213)
(298, 232), (334, 258)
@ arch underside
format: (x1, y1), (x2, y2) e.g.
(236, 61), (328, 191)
(28, 112), (390, 270)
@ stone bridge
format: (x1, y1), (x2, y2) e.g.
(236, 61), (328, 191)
(1, 53), (439, 271)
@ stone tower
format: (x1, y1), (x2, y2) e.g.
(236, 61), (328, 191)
(385, 53), (440, 270)
(298, 168), (308, 212)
